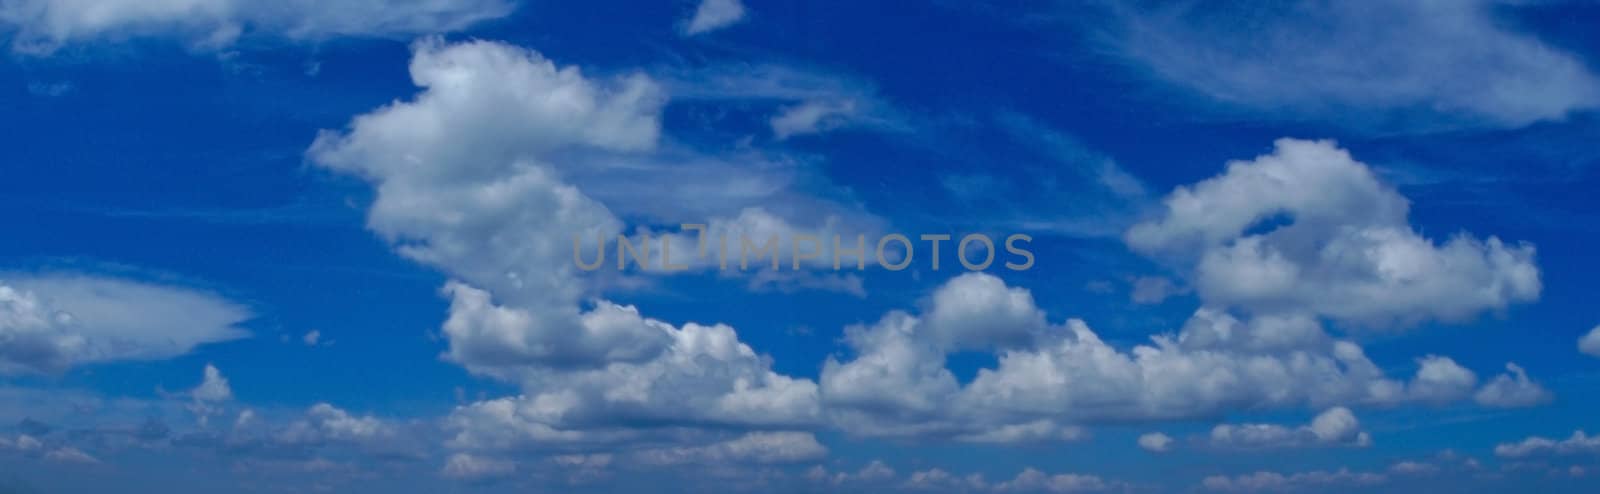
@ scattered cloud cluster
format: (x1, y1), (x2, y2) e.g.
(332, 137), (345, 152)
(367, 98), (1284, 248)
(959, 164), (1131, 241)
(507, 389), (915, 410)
(0, 0), (516, 54)
(811, 461), (1120, 494)
(0, 4), (1588, 491)
(1201, 468), (1386, 492)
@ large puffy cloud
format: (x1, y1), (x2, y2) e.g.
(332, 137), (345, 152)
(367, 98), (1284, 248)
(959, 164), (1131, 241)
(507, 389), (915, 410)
(0, 0), (514, 54)
(1127, 138), (1539, 328)
(1109, 0), (1600, 129)
(821, 272), (1499, 439)
(0, 275), (249, 375)
(440, 314), (821, 453)
(309, 38), (880, 299)
(309, 38), (832, 467)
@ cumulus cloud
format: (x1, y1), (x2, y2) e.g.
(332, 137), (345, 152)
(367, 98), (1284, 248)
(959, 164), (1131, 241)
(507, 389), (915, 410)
(809, 460), (898, 487)
(993, 468), (1114, 493)
(0, 0), (515, 54)
(1495, 430), (1600, 458)
(1580, 325), (1600, 357)
(824, 462), (1117, 494)
(902, 468), (989, 491)
(822, 273), (1495, 439)
(1407, 355), (1478, 404)
(1136, 432), (1172, 452)
(0, 275), (249, 375)
(1110, 0), (1600, 129)
(309, 38), (879, 292)
(683, 0), (744, 35)
(185, 364), (233, 426)
(1127, 138), (1539, 328)
(308, 38), (890, 463)
(440, 314), (822, 452)
(1208, 407), (1371, 450)
(191, 364), (233, 403)
(441, 453), (514, 481)
(1473, 362), (1552, 408)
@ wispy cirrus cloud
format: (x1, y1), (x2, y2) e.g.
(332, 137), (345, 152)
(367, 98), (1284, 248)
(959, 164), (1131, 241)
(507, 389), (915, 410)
(1100, 0), (1600, 131)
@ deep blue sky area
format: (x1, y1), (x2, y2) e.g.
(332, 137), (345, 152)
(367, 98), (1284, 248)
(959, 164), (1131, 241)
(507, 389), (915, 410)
(1, 1), (1598, 493)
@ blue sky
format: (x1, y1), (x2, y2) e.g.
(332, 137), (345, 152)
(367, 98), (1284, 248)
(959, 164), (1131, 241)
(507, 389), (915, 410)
(1, 1), (1599, 493)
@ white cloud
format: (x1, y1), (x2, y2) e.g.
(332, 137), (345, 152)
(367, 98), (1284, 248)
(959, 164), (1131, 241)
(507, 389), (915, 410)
(185, 363), (233, 426)
(0, 0), (515, 54)
(1473, 362), (1552, 408)
(902, 468), (989, 491)
(1389, 461), (1440, 476)
(441, 313), (822, 452)
(822, 273), (1492, 439)
(770, 98), (858, 139)
(1495, 430), (1600, 458)
(279, 403), (394, 445)
(1201, 468), (1386, 492)
(683, 0), (745, 35)
(43, 447), (98, 464)
(809, 460), (898, 487)
(954, 420), (1086, 445)
(1111, 0), (1600, 129)
(309, 38), (876, 462)
(1127, 138), (1540, 328)
(633, 432), (826, 465)
(663, 63), (904, 142)
(1407, 355), (1478, 404)
(301, 330), (320, 346)
(1130, 276), (1178, 305)
(0, 274), (250, 375)
(1137, 432), (1172, 452)
(1580, 325), (1600, 357)
(191, 364), (232, 403)
(14, 434), (42, 452)
(842, 463), (1123, 493)
(993, 468), (1113, 493)
(1208, 407), (1371, 450)
(441, 453), (514, 481)
(309, 38), (879, 294)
